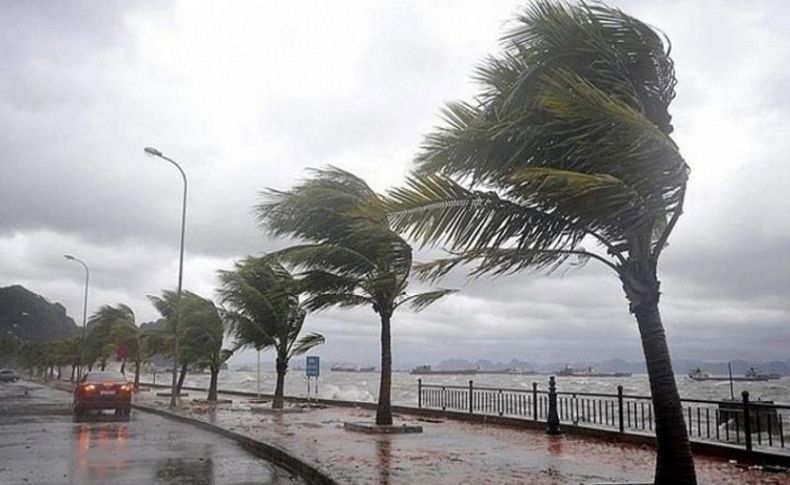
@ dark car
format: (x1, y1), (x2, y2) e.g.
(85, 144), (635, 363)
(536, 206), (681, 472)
(73, 371), (133, 420)
(0, 369), (20, 382)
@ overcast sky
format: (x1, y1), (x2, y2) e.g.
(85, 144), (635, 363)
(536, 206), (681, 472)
(2, 0), (789, 367)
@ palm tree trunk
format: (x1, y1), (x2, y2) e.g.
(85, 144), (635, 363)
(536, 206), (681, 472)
(176, 362), (188, 395)
(56, 365), (62, 380)
(70, 364), (76, 382)
(633, 301), (696, 484)
(376, 311), (393, 426)
(120, 358), (126, 374)
(273, 355), (287, 409)
(621, 256), (696, 485)
(100, 357), (107, 371)
(207, 365), (219, 402)
(134, 360), (141, 390)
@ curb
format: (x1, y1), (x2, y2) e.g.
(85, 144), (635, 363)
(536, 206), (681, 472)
(132, 403), (337, 485)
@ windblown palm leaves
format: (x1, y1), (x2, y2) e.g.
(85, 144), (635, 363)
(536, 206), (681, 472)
(385, 2), (694, 482)
(257, 167), (454, 317)
(388, 1), (686, 280)
(148, 290), (229, 395)
(256, 166), (454, 424)
(177, 294), (231, 401)
(218, 256), (324, 408)
(86, 304), (137, 371)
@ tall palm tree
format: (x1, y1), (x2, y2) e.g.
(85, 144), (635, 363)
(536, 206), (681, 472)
(384, 2), (692, 482)
(257, 167), (455, 425)
(218, 257), (325, 409)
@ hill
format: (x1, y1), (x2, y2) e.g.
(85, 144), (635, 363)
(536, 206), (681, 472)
(0, 285), (79, 342)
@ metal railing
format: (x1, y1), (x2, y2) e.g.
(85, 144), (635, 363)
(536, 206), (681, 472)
(417, 379), (789, 454)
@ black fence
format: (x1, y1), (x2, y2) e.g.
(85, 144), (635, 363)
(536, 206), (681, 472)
(418, 379), (789, 454)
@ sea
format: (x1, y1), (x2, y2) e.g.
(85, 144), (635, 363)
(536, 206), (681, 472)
(141, 370), (790, 406)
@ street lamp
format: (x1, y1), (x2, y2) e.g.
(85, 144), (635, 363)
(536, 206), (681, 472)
(64, 254), (89, 380)
(144, 146), (187, 408)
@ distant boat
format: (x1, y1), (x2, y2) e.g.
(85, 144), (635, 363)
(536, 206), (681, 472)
(331, 363), (358, 372)
(688, 367), (775, 382)
(410, 365), (477, 375)
(688, 368), (710, 381)
(477, 367), (537, 375)
(556, 364), (631, 378)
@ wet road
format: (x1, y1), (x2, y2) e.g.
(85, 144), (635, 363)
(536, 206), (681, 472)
(0, 380), (302, 484)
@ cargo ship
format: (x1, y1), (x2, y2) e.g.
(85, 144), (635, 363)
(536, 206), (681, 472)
(410, 365), (477, 375)
(330, 364), (376, 372)
(556, 364), (631, 378)
(688, 367), (780, 382)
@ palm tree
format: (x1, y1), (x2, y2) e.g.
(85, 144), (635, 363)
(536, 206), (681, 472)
(19, 340), (47, 377)
(87, 304), (150, 383)
(179, 294), (233, 402)
(149, 290), (232, 398)
(256, 167), (455, 424)
(218, 257), (325, 409)
(383, 2), (693, 482)
(51, 338), (80, 381)
(109, 314), (158, 390)
(85, 305), (128, 371)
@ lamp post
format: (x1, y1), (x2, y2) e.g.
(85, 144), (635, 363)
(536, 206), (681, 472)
(144, 146), (187, 408)
(64, 255), (89, 381)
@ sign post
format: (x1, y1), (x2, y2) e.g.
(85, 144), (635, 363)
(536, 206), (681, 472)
(306, 356), (320, 400)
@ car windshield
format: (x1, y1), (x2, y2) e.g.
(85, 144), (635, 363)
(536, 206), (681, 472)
(84, 371), (127, 383)
(0, 370), (14, 374)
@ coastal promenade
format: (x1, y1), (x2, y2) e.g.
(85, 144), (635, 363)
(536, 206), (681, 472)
(134, 388), (789, 484)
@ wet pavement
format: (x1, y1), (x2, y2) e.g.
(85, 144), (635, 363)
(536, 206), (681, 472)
(137, 390), (790, 484)
(0, 380), (302, 484)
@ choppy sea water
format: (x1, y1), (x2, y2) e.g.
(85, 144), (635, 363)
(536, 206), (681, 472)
(141, 370), (790, 406)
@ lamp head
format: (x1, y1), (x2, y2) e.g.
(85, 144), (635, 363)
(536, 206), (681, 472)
(64, 255), (75, 261)
(144, 146), (163, 157)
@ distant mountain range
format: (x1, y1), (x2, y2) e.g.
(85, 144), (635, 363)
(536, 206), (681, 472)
(0, 285), (79, 342)
(431, 357), (790, 376)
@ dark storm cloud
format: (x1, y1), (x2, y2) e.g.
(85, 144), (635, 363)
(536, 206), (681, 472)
(1, 0), (788, 364)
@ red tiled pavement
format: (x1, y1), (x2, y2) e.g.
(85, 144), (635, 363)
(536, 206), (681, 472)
(137, 391), (790, 484)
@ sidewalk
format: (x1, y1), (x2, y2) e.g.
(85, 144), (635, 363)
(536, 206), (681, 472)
(135, 390), (788, 484)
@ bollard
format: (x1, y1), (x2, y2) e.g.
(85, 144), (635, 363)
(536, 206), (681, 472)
(547, 376), (561, 434)
(617, 385), (624, 433)
(742, 391), (753, 453)
(532, 382), (538, 421)
(469, 380), (474, 414)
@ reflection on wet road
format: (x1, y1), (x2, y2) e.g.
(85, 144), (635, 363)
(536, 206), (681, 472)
(0, 381), (302, 484)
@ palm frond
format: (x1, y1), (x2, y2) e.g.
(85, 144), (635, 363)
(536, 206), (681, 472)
(414, 246), (604, 282)
(268, 244), (376, 277)
(288, 332), (325, 357)
(302, 293), (374, 313)
(385, 174), (585, 253)
(396, 289), (457, 312)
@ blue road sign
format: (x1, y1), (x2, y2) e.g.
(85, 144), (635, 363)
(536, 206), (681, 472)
(306, 356), (320, 377)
